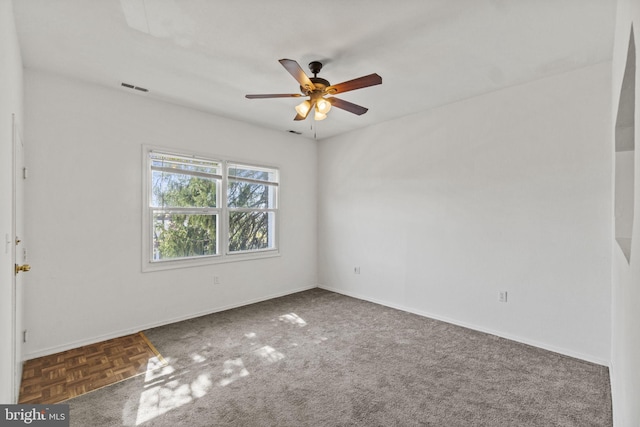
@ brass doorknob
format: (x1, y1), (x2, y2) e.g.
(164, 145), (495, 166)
(15, 264), (31, 274)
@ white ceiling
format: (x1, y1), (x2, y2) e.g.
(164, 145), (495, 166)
(13, 0), (616, 141)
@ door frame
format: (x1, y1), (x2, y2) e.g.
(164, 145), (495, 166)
(11, 113), (24, 402)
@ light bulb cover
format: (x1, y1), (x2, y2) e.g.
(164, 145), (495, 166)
(295, 100), (311, 116)
(316, 98), (332, 114)
(314, 111), (327, 121)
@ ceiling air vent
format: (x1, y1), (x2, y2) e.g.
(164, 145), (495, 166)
(121, 82), (149, 92)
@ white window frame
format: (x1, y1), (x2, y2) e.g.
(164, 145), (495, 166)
(226, 162), (279, 255)
(142, 146), (280, 272)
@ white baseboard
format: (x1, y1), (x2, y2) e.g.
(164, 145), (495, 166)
(23, 284), (318, 360)
(25, 283), (609, 368)
(318, 284), (610, 367)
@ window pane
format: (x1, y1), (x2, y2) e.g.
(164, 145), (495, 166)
(227, 180), (276, 209)
(153, 212), (217, 260)
(151, 152), (221, 176)
(228, 211), (275, 252)
(152, 170), (217, 208)
(228, 164), (278, 183)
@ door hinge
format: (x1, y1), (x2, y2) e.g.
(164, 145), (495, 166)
(23, 167), (28, 179)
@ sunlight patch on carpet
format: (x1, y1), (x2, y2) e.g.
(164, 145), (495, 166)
(278, 312), (307, 327)
(255, 345), (285, 363)
(219, 358), (249, 386)
(135, 356), (254, 425)
(191, 353), (207, 363)
(136, 356), (215, 425)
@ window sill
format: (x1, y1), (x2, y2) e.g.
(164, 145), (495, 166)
(142, 250), (280, 273)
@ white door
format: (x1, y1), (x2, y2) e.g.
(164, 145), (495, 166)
(12, 114), (27, 402)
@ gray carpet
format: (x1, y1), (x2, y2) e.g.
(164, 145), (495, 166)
(67, 288), (612, 426)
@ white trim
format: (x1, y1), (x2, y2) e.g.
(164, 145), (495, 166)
(23, 284), (318, 360)
(608, 360), (619, 426)
(10, 114), (19, 403)
(318, 284), (610, 366)
(144, 249), (281, 272)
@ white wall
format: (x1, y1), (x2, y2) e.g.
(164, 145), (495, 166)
(0, 0), (23, 403)
(611, 0), (640, 424)
(318, 62), (612, 364)
(22, 70), (317, 358)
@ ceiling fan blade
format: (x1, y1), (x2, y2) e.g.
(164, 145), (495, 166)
(294, 101), (316, 121)
(246, 94), (303, 99)
(279, 59), (316, 92)
(328, 97), (369, 115)
(326, 73), (382, 95)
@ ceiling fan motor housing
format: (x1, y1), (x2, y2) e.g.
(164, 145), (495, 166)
(302, 77), (331, 95)
(299, 61), (331, 95)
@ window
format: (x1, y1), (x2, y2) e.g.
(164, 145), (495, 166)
(143, 148), (279, 270)
(227, 163), (278, 253)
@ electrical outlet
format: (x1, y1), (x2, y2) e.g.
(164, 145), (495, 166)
(213, 276), (220, 285)
(499, 291), (508, 303)
(354, 267), (361, 274)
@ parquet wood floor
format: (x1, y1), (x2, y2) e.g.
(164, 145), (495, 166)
(18, 332), (166, 404)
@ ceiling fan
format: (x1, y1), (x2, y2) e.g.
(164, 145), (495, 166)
(246, 59), (382, 121)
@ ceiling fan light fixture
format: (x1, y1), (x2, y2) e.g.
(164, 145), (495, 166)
(245, 59), (382, 122)
(316, 98), (332, 114)
(314, 111), (327, 121)
(295, 100), (311, 116)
